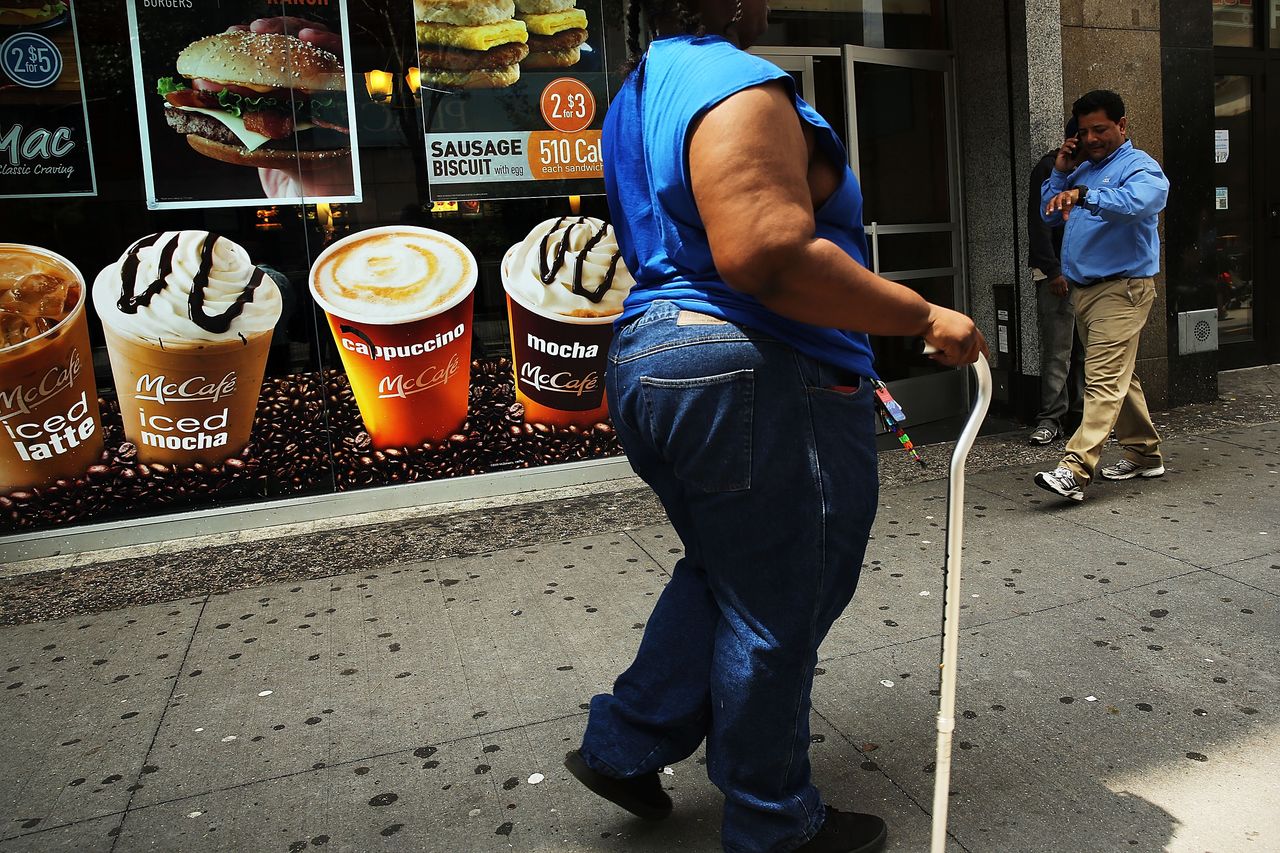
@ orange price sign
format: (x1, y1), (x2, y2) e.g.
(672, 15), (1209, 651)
(527, 131), (603, 181)
(539, 78), (596, 134)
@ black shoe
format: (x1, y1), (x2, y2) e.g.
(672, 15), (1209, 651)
(563, 749), (673, 821)
(794, 806), (888, 853)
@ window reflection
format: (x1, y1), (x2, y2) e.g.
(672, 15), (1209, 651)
(1212, 0), (1256, 48)
(1213, 75), (1254, 343)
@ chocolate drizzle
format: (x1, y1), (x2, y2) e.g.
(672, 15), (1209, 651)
(188, 234), (267, 334)
(116, 233), (167, 314)
(537, 217), (622, 305)
(115, 231), (267, 335)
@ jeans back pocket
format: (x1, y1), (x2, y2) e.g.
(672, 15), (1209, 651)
(639, 369), (754, 493)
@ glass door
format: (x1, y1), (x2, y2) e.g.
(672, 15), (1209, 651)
(843, 45), (967, 425)
(1212, 70), (1260, 364)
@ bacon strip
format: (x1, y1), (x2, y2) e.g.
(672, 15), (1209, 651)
(243, 110), (295, 139)
(312, 116), (349, 134)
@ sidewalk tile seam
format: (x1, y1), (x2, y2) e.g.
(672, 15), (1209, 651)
(964, 481), (1256, 574)
(808, 707), (926, 809)
(818, 565), (1209, 667)
(108, 596), (210, 853)
(96, 710), (590, 818)
(1200, 565), (1280, 599)
(1184, 432), (1280, 456)
(622, 530), (678, 579)
(0, 809), (126, 845)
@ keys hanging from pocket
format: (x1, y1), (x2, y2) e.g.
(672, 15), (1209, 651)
(873, 379), (925, 468)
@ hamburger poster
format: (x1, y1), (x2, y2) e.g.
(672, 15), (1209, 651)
(415, 0), (608, 201)
(125, 0), (362, 210)
(0, 0), (97, 198)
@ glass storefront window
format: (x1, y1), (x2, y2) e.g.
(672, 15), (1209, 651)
(761, 0), (948, 51)
(1212, 75), (1254, 344)
(0, 0), (627, 534)
(1270, 0), (1280, 48)
(1213, 0), (1257, 48)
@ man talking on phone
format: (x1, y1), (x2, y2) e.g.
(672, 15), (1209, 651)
(1033, 90), (1169, 502)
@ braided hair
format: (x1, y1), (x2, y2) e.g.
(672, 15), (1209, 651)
(622, 0), (708, 73)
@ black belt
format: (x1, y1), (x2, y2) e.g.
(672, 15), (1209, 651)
(1071, 274), (1128, 288)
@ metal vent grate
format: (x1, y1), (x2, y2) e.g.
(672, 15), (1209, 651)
(1178, 310), (1219, 354)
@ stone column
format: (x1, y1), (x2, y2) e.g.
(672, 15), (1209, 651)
(1010, 0), (1066, 394)
(1059, 0), (1170, 409)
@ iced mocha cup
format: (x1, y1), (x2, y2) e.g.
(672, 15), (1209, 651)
(502, 216), (635, 428)
(0, 245), (104, 493)
(93, 231), (282, 466)
(309, 226), (477, 449)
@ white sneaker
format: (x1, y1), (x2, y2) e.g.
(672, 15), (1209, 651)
(1034, 466), (1084, 501)
(1100, 458), (1165, 481)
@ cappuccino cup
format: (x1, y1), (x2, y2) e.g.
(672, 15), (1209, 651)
(309, 226), (476, 449)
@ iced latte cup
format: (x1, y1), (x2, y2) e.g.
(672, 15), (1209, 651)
(309, 226), (477, 449)
(93, 231), (282, 466)
(0, 245), (104, 493)
(502, 217), (634, 427)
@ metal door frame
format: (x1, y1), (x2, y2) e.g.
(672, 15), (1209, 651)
(843, 44), (970, 424)
(747, 45), (842, 105)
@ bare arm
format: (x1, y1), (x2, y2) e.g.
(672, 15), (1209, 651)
(688, 82), (985, 366)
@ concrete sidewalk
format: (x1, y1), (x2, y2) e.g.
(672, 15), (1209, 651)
(1, 368), (1277, 852)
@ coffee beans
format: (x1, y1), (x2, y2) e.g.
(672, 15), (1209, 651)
(0, 358), (622, 533)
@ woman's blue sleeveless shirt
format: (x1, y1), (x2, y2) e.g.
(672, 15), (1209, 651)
(603, 34), (878, 379)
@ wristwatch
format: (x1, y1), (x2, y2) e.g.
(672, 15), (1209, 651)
(1074, 185), (1088, 201)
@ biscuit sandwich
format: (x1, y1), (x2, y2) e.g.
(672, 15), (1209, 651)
(415, 0), (529, 89)
(515, 0), (587, 69)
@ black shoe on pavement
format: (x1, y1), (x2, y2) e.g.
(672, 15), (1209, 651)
(563, 749), (673, 821)
(794, 806), (888, 853)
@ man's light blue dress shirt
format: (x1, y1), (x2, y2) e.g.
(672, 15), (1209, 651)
(1041, 140), (1169, 285)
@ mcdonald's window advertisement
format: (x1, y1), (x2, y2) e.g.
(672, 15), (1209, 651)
(125, 0), (364, 210)
(1, 210), (634, 533)
(0, 0), (97, 198)
(417, 0), (609, 201)
(0, 0), (633, 536)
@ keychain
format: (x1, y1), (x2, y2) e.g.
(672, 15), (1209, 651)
(873, 379), (925, 468)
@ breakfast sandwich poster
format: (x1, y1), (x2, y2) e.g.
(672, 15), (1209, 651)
(0, 0), (97, 198)
(125, 0), (362, 210)
(415, 0), (608, 201)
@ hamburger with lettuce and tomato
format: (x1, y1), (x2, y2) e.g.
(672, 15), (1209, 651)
(157, 30), (350, 169)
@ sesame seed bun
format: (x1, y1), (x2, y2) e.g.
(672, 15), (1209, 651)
(413, 0), (516, 26)
(176, 32), (345, 92)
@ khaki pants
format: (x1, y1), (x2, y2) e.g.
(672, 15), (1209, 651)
(1061, 276), (1162, 483)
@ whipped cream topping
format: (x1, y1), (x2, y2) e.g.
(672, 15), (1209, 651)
(93, 231), (281, 345)
(310, 228), (475, 323)
(504, 217), (634, 319)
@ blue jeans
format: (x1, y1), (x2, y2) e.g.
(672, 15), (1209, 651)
(579, 301), (879, 853)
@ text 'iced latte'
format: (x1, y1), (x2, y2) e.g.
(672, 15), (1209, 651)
(0, 245), (104, 492)
(503, 216), (634, 427)
(93, 231), (282, 466)
(310, 226), (476, 449)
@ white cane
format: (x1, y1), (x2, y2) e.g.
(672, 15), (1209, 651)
(924, 349), (992, 853)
